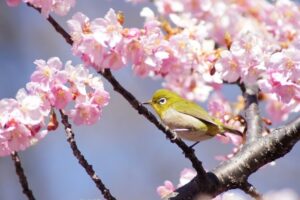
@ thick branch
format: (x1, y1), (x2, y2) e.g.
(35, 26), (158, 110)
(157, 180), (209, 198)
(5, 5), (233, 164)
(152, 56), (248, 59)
(11, 152), (36, 200)
(170, 116), (300, 199)
(59, 110), (117, 200)
(28, 5), (207, 178)
(242, 84), (263, 142)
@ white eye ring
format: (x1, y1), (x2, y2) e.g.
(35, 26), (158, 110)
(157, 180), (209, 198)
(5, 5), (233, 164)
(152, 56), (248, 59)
(158, 97), (167, 105)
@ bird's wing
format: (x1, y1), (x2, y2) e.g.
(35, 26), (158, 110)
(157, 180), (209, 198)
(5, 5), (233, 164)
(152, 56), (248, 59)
(172, 101), (219, 127)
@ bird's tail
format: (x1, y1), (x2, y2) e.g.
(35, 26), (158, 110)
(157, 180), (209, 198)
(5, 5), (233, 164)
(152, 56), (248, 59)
(223, 125), (243, 137)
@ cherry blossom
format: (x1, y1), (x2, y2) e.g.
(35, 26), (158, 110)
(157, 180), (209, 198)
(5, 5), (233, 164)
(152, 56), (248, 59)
(69, 101), (101, 125)
(6, 0), (75, 17)
(156, 180), (175, 199)
(0, 57), (109, 156)
(258, 50), (300, 104)
(0, 94), (47, 156)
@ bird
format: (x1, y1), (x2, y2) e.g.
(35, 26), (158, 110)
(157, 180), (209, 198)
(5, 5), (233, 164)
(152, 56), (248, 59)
(143, 89), (243, 142)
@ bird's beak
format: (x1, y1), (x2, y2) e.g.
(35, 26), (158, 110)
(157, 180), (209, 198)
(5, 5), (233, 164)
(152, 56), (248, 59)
(142, 100), (152, 105)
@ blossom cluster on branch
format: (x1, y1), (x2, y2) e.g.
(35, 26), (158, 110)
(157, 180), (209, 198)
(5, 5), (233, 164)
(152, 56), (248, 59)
(66, 0), (299, 124)
(6, 0), (75, 16)
(0, 58), (109, 156)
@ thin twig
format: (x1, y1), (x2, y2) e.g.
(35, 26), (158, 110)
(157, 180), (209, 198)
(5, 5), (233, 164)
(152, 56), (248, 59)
(27, 5), (207, 178)
(26, 3), (73, 45)
(59, 110), (117, 200)
(11, 152), (36, 200)
(240, 182), (262, 200)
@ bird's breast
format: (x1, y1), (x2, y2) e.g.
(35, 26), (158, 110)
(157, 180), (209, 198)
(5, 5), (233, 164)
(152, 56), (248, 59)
(161, 108), (211, 141)
(161, 108), (200, 129)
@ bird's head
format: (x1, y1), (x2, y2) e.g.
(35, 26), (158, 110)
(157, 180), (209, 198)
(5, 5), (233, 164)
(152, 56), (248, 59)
(143, 89), (181, 117)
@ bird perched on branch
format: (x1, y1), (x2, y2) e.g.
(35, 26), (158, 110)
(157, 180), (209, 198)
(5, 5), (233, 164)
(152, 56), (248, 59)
(144, 89), (243, 142)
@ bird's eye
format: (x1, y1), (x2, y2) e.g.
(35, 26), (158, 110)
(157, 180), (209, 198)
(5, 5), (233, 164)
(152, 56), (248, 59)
(158, 97), (167, 105)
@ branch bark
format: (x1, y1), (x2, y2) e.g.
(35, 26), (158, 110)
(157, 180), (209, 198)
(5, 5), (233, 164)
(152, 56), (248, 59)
(11, 152), (36, 200)
(170, 116), (300, 199)
(59, 110), (117, 200)
(241, 84), (263, 142)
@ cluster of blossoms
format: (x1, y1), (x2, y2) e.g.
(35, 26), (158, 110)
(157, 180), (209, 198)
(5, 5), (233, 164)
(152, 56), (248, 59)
(207, 92), (245, 160)
(157, 168), (198, 199)
(6, 0), (75, 17)
(67, 0), (300, 124)
(0, 57), (109, 156)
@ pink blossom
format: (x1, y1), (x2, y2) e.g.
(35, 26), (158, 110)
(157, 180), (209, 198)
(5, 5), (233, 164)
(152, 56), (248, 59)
(0, 97), (48, 156)
(77, 38), (106, 68)
(69, 101), (101, 125)
(90, 90), (110, 107)
(91, 9), (123, 48)
(15, 89), (46, 125)
(50, 84), (72, 109)
(264, 94), (292, 123)
(259, 0), (300, 43)
(208, 92), (232, 121)
(0, 99), (19, 128)
(24, 0), (75, 17)
(258, 50), (300, 104)
(215, 50), (240, 83)
(164, 72), (213, 102)
(208, 93), (243, 148)
(157, 168), (196, 199)
(157, 180), (175, 199)
(129, 20), (169, 76)
(68, 10), (126, 71)
(31, 57), (63, 84)
(100, 48), (126, 70)
(67, 12), (91, 43)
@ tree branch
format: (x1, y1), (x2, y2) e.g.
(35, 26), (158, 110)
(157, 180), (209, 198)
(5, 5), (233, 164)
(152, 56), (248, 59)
(100, 69), (207, 177)
(170, 116), (300, 199)
(59, 110), (117, 200)
(11, 152), (36, 200)
(241, 84), (263, 142)
(27, 5), (207, 178)
(26, 3), (73, 45)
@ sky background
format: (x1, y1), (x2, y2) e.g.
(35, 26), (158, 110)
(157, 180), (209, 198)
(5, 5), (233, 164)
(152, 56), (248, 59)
(0, 1), (300, 200)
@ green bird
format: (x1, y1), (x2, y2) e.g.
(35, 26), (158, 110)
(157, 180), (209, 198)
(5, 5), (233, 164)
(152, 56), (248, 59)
(144, 89), (243, 142)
